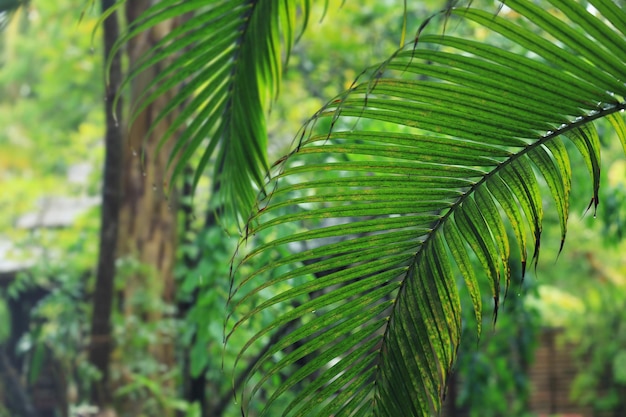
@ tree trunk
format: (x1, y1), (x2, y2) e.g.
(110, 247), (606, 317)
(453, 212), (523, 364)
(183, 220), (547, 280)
(88, 0), (123, 414)
(118, 0), (180, 311)
(114, 2), (184, 415)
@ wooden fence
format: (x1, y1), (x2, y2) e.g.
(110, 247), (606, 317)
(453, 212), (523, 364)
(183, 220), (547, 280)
(443, 327), (595, 417)
(528, 327), (584, 416)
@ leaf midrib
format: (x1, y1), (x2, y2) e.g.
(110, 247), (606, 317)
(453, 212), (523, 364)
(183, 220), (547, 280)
(374, 100), (626, 408)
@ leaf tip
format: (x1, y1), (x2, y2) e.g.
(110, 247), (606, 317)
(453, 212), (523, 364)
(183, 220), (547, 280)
(584, 196), (600, 217)
(492, 296), (499, 327)
(532, 230), (541, 270)
(557, 238), (566, 259)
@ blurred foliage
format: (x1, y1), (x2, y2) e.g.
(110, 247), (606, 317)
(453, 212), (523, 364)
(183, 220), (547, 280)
(0, 4), (104, 397)
(453, 243), (540, 417)
(0, 297), (9, 343)
(0, 0), (105, 414)
(0, 1), (103, 238)
(567, 277), (626, 414)
(6, 209), (101, 403)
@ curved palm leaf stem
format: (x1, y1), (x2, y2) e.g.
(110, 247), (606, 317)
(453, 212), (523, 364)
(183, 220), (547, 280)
(441, 101), (626, 225)
(426, 101), (624, 259)
(372, 100), (625, 402)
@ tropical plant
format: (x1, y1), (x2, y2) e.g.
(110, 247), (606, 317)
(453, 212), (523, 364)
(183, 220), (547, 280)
(98, 0), (625, 416)
(218, 0), (626, 416)
(106, 0), (334, 219)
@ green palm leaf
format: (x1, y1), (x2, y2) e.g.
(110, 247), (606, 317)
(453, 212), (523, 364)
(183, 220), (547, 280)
(228, 0), (626, 416)
(108, 0), (324, 218)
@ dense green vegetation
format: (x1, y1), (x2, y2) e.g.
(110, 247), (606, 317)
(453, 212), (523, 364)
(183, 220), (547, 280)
(0, 1), (625, 417)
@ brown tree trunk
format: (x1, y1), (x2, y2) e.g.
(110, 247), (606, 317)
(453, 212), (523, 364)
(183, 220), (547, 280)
(88, 0), (123, 414)
(114, 2), (183, 415)
(90, 2), (188, 414)
(118, 0), (179, 333)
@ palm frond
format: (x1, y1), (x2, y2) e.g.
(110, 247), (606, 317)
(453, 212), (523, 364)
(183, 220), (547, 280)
(228, 0), (626, 416)
(109, 0), (323, 219)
